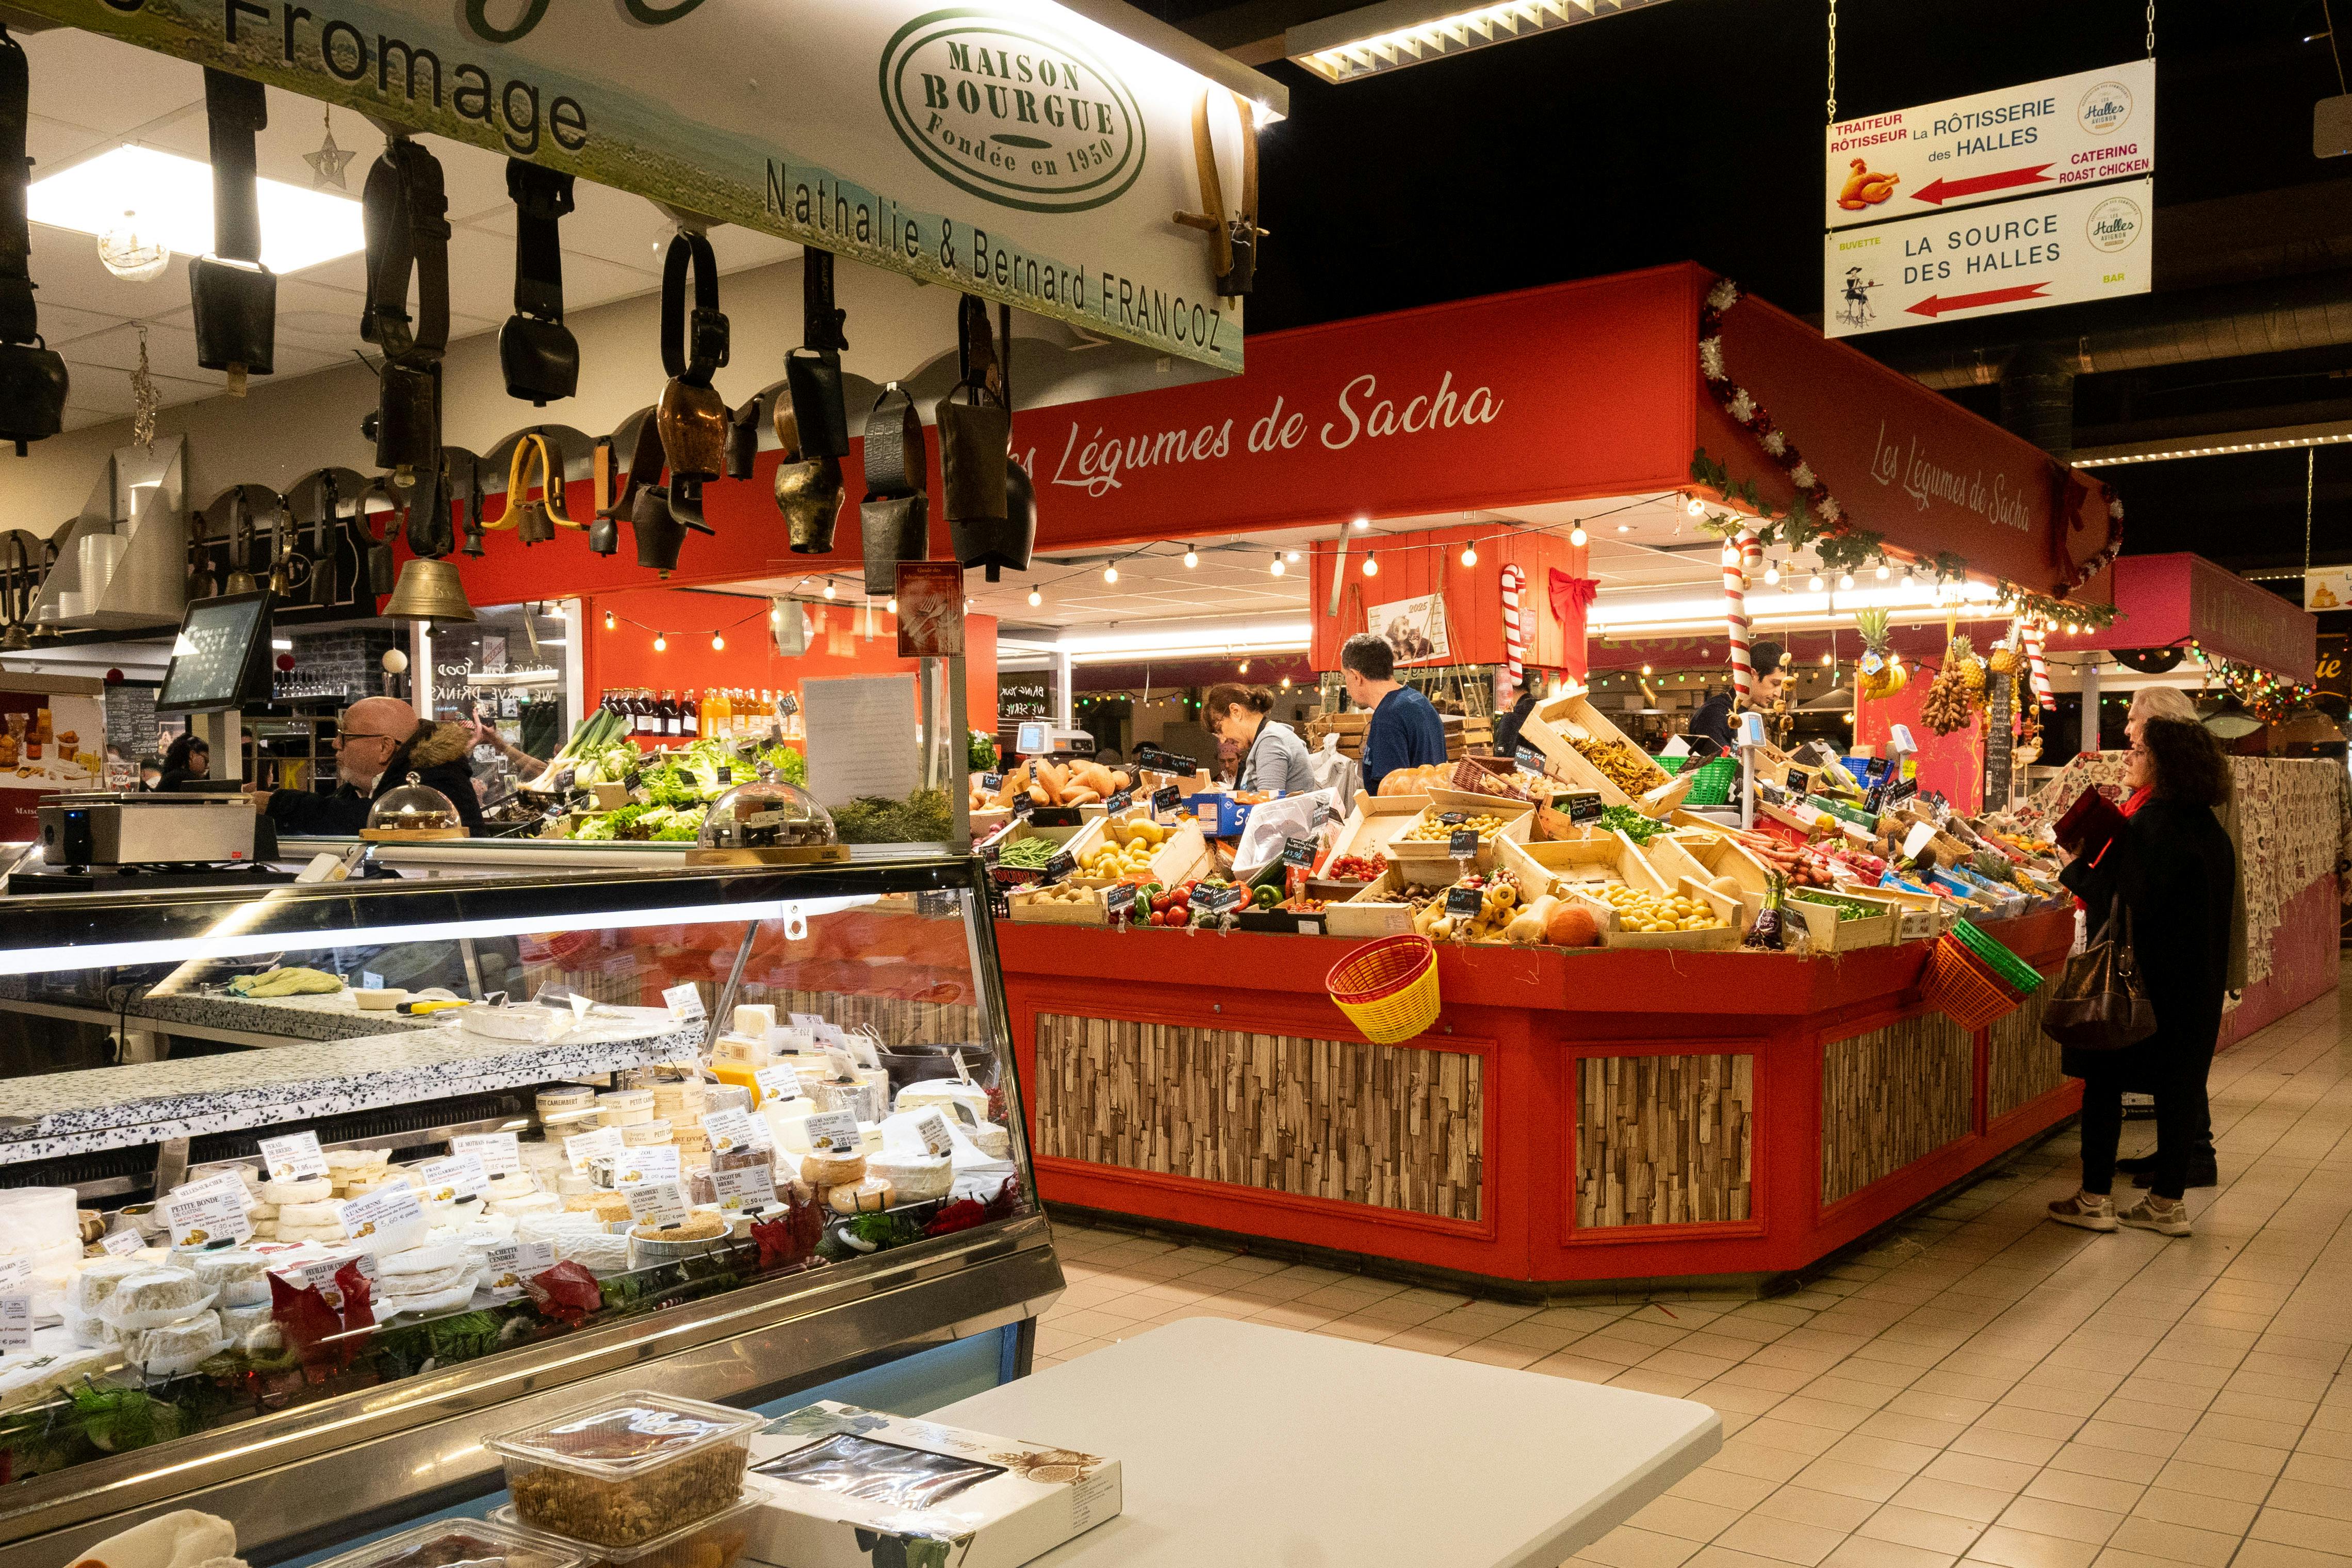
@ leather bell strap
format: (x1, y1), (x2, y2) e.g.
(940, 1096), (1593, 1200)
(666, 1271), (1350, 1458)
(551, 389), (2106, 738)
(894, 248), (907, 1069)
(955, 294), (1002, 407)
(0, 28), (35, 346)
(863, 383), (925, 499)
(803, 248), (848, 353)
(406, 458), (454, 558)
(998, 302), (1015, 410)
(603, 412), (667, 520)
(507, 160), (573, 323)
(494, 433), (576, 528)
(203, 69), (267, 266)
(659, 231), (723, 386)
(361, 139), (451, 364)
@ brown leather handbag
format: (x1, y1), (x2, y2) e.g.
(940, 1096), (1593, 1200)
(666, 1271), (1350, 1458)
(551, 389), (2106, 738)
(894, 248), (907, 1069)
(2041, 895), (2157, 1052)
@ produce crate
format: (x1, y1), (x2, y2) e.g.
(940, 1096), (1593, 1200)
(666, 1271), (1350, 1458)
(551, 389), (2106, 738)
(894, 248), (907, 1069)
(969, 806), (1012, 842)
(1784, 888), (1900, 952)
(1384, 790), (1537, 875)
(1517, 690), (1676, 806)
(1598, 876), (1742, 952)
(1854, 882), (1943, 942)
(1645, 831), (1774, 927)
(1236, 904), (1342, 936)
(1495, 832), (1668, 905)
(1329, 867), (1424, 938)
(1323, 791), (1433, 864)
(1061, 812), (1213, 889)
(1450, 757), (1541, 805)
(1005, 883), (1106, 925)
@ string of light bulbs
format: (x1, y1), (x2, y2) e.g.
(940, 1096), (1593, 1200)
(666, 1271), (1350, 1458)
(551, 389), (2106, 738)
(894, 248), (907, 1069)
(600, 602), (772, 654)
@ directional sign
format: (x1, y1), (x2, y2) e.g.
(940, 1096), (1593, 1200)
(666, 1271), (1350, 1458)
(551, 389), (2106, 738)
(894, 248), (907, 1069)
(1824, 59), (2154, 231)
(1824, 179), (2151, 338)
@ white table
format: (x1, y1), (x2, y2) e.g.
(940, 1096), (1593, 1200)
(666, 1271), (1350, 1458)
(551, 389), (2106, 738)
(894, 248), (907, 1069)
(932, 1317), (1722, 1568)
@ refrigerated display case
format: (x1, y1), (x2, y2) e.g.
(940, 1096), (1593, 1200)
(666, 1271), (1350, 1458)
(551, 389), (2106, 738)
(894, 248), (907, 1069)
(0, 848), (1056, 1566)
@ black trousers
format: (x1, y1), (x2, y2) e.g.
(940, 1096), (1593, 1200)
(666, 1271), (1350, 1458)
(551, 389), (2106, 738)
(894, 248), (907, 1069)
(2080, 1050), (2205, 1200)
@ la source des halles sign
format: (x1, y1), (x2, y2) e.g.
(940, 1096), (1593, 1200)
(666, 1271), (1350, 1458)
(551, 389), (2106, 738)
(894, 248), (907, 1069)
(26, 0), (1279, 370)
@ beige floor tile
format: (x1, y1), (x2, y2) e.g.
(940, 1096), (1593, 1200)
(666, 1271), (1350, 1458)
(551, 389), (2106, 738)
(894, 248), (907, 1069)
(1921, 1452), (2042, 1495)
(1951, 1429), (2066, 1467)
(2046, 1445), (2168, 1486)
(1892, 1478), (2021, 1526)
(1962, 1525), (2103, 1568)
(2129, 1488), (2258, 1534)
(1579, 1525), (1704, 1568)
(2101, 1518), (2239, 1568)
(2272, 1479), (2352, 1522)
(1674, 1469), (1786, 1511)
(1794, 1459), (1917, 1504)
(2255, 1511), (2352, 1557)
(1714, 1514), (1851, 1566)
(1632, 1495), (1746, 1543)
(1756, 1487), (1880, 1533)
(1683, 1547), (1806, 1568)
(1991, 1496), (2121, 1547)
(2232, 1541), (2352, 1568)
(1824, 1537), (1959, 1568)
(1859, 1505), (1988, 1555)
(2019, 1469), (2143, 1513)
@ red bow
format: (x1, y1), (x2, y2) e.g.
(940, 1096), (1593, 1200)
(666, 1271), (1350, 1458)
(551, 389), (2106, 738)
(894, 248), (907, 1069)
(1549, 571), (1597, 680)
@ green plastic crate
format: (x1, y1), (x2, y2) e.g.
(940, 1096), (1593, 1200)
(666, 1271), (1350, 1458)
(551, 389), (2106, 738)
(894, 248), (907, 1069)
(1950, 918), (2044, 995)
(1681, 756), (1739, 807)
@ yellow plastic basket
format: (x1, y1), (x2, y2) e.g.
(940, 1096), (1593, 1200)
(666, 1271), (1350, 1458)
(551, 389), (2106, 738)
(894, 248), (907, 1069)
(1325, 936), (1442, 1044)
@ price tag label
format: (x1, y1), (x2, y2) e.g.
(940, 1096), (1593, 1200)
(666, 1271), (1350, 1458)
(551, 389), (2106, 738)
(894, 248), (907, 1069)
(0, 1291), (31, 1354)
(414, 1153), (491, 1202)
(0, 1258), (30, 1293)
(754, 1065), (803, 1104)
(711, 1164), (778, 1213)
(335, 1187), (422, 1250)
(981, 772), (1004, 792)
(611, 1145), (681, 1187)
(1043, 850), (1075, 880)
(1011, 794), (1035, 819)
(1565, 791), (1605, 824)
(1151, 784), (1181, 813)
(1105, 790), (1132, 813)
(801, 1109), (860, 1153)
(662, 983), (707, 1022)
(1282, 836), (1317, 869)
(451, 1132), (524, 1181)
(821, 1046), (857, 1083)
(1515, 746), (1546, 775)
(257, 1131), (328, 1182)
(171, 1170), (256, 1214)
(483, 1240), (556, 1302)
(1193, 884), (1239, 914)
(101, 1230), (144, 1257)
(1445, 885), (1485, 918)
(701, 1106), (767, 1155)
(361, 971), (384, 991)
(622, 1180), (689, 1228)
(1156, 752), (1197, 775)
(1447, 827), (1480, 857)
(1103, 884), (1136, 916)
(914, 1109), (956, 1156)
(564, 1125), (625, 1176)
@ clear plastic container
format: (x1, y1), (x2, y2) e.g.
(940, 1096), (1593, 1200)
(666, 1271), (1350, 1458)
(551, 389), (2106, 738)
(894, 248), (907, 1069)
(309, 1515), (584, 1568)
(487, 1391), (762, 1547)
(367, 773), (463, 832)
(489, 1496), (759, 1568)
(696, 776), (835, 850)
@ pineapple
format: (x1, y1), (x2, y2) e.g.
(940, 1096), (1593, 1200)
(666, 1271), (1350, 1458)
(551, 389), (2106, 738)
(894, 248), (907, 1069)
(1948, 634), (1987, 694)
(1855, 608), (1907, 698)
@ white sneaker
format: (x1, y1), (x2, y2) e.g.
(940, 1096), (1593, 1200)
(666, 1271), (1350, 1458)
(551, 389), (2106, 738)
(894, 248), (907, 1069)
(2118, 1195), (2190, 1237)
(2047, 1191), (2118, 1232)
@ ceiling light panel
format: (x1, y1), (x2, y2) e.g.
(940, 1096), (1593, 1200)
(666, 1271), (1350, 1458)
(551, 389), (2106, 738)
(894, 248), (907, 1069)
(1287, 0), (1673, 83)
(31, 145), (365, 273)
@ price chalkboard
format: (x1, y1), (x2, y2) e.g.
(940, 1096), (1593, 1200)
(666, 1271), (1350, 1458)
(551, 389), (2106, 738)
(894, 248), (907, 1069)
(1282, 836), (1316, 868)
(1448, 828), (1481, 857)
(1194, 883), (1241, 913)
(1044, 850), (1076, 880)
(1151, 784), (1181, 813)
(1515, 746), (1549, 777)
(1105, 790), (1132, 813)
(1564, 791), (1605, 824)
(1445, 885), (1484, 917)
(981, 772), (1004, 792)
(1011, 794), (1036, 819)
(1104, 884), (1136, 914)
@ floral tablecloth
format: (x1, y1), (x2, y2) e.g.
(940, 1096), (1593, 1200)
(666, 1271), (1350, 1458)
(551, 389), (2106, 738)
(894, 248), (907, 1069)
(2031, 755), (2352, 989)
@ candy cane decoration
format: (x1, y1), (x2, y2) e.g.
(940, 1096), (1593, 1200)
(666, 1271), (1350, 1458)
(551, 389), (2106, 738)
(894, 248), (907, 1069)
(1723, 536), (1753, 699)
(2024, 619), (2053, 710)
(1499, 564), (1526, 684)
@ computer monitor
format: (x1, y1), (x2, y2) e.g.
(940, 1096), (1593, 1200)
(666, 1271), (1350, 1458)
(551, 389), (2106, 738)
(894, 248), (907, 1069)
(155, 592), (274, 715)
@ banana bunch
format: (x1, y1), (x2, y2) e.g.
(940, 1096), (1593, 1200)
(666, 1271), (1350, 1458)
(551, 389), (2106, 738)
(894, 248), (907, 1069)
(1854, 608), (1906, 699)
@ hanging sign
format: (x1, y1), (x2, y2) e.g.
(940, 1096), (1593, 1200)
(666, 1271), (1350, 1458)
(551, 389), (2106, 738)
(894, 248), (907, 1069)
(1825, 179), (2151, 337)
(1824, 60), (2155, 231)
(27, 0), (1280, 370)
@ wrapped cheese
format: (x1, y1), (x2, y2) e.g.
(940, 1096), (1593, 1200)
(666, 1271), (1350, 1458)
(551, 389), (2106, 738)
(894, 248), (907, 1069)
(258, 1177), (332, 1206)
(96, 1268), (215, 1329)
(123, 1311), (227, 1377)
(895, 1079), (991, 1124)
(189, 1249), (274, 1308)
(827, 1177), (894, 1215)
(219, 1300), (282, 1353)
(867, 1152), (951, 1203)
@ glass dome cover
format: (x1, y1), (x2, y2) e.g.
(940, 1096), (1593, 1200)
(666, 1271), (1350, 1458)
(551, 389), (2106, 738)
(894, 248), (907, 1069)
(367, 772), (463, 831)
(698, 774), (836, 850)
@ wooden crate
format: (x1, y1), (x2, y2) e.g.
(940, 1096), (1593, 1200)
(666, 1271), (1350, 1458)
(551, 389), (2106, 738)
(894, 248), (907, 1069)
(1598, 876), (1742, 951)
(1852, 882), (1942, 942)
(1518, 690), (1675, 799)
(1065, 813), (1213, 888)
(1645, 831), (1775, 930)
(1785, 888), (1900, 951)
(1006, 883), (1106, 925)
(1311, 792), (1432, 897)
(1385, 790), (1537, 875)
(1328, 867), (1420, 937)
(1495, 833), (1668, 903)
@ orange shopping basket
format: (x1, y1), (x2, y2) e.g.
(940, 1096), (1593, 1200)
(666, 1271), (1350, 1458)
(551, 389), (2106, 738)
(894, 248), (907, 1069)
(1918, 932), (2025, 1032)
(1325, 935), (1442, 1044)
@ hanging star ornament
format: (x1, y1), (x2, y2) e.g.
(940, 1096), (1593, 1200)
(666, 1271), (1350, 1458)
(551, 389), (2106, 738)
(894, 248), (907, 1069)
(305, 109), (354, 190)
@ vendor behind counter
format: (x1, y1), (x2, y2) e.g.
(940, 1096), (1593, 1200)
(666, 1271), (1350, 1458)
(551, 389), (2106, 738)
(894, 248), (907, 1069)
(253, 696), (485, 836)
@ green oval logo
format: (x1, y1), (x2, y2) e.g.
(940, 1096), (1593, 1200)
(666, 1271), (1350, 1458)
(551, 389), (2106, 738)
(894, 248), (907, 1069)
(880, 10), (1146, 214)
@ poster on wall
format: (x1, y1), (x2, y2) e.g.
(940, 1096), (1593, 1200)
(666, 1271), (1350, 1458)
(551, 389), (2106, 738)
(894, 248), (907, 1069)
(2305, 565), (2352, 611)
(1366, 594), (1449, 665)
(894, 562), (966, 659)
(0, 693), (106, 841)
(24, 0), (1276, 370)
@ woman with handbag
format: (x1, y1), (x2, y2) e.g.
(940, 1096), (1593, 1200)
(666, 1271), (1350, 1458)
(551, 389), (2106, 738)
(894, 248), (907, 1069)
(2045, 717), (2236, 1238)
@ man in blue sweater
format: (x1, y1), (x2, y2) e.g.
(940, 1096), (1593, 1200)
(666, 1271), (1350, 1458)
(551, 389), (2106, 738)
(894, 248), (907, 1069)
(1341, 632), (1448, 794)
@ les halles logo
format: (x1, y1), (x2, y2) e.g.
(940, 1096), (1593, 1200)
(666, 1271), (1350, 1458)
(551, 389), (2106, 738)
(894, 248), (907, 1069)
(880, 9), (1144, 213)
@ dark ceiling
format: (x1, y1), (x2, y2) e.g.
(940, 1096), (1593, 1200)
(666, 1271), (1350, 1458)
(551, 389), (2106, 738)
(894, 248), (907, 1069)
(1155, 0), (2352, 587)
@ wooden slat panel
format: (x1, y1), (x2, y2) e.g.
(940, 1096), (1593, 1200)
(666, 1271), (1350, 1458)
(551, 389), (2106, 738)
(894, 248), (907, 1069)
(1820, 1013), (1973, 1204)
(1574, 1054), (1754, 1227)
(1988, 986), (2060, 1120)
(1033, 1014), (1483, 1221)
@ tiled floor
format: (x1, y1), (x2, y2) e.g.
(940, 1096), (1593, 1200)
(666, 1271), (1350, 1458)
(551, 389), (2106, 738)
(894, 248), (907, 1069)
(1034, 962), (2352, 1568)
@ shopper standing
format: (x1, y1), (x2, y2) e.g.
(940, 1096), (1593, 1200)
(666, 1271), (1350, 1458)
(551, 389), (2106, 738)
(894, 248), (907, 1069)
(157, 732), (211, 791)
(1491, 678), (1540, 760)
(1687, 641), (1788, 754)
(2046, 717), (2236, 1237)
(2105, 684), (2245, 1191)
(1206, 684), (1317, 794)
(1341, 633), (1447, 794)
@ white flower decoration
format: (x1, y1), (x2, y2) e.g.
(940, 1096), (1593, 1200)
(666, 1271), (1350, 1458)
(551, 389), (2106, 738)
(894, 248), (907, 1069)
(1819, 497), (1842, 523)
(1706, 279), (1740, 314)
(1698, 338), (1725, 380)
(1790, 462), (1816, 489)
(1761, 430), (1787, 457)
(1728, 389), (1756, 423)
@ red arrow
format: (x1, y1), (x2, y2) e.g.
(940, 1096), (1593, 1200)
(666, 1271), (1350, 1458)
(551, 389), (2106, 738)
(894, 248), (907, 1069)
(1905, 283), (2050, 318)
(1911, 164), (2054, 205)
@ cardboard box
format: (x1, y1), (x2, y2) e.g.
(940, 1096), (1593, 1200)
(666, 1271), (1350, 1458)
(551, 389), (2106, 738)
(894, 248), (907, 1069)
(746, 1401), (1121, 1568)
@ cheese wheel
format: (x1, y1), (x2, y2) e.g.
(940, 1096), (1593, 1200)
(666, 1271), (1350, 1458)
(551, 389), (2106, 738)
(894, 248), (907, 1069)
(827, 1177), (894, 1215)
(276, 1201), (345, 1229)
(798, 1151), (865, 1190)
(259, 1177), (333, 1205)
(866, 1153), (952, 1202)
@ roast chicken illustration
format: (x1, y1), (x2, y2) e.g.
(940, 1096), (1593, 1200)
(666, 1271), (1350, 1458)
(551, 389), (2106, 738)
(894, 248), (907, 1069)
(1838, 159), (1899, 209)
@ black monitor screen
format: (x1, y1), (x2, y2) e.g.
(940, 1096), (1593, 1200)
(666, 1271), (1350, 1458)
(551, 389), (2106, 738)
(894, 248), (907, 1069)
(155, 593), (272, 714)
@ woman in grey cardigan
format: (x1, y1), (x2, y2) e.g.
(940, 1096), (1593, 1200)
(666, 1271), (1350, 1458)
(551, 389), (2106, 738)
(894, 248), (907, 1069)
(1206, 683), (1319, 794)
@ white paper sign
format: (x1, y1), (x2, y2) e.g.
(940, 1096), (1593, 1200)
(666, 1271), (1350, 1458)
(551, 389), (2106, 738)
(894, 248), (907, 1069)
(257, 1131), (328, 1182)
(0, 1294), (30, 1354)
(339, 1186), (425, 1247)
(361, 971), (385, 991)
(914, 1110), (956, 1157)
(101, 1230), (144, 1257)
(272, 1251), (375, 1309)
(565, 1126), (626, 1176)
(415, 1153), (492, 1202)
(803, 675), (923, 808)
(801, 1110), (861, 1153)
(701, 1107), (768, 1155)
(622, 1180), (689, 1228)
(165, 1189), (253, 1249)
(172, 1170), (256, 1212)
(611, 1146), (681, 1187)
(451, 1133), (524, 1181)
(754, 1066), (803, 1104)
(483, 1240), (558, 1301)
(711, 1165), (778, 1213)
(822, 1047), (858, 1083)
(663, 983), (708, 1022)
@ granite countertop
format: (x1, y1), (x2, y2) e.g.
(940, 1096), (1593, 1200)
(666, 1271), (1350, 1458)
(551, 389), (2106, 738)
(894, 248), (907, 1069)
(0, 1011), (703, 1165)
(129, 989), (443, 1042)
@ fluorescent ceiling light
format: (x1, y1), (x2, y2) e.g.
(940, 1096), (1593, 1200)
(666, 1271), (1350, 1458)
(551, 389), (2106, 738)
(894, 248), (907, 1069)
(2072, 427), (2352, 467)
(1002, 619), (1313, 658)
(31, 145), (365, 273)
(1589, 580), (1998, 633)
(1286, 0), (1673, 83)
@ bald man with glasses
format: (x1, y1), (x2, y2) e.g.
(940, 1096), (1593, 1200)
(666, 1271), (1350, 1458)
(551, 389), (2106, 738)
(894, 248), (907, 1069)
(250, 696), (485, 836)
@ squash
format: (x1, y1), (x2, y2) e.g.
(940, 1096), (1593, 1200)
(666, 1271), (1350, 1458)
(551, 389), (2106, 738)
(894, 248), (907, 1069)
(1546, 903), (1602, 948)
(1506, 894), (1559, 945)
(1708, 874), (1742, 900)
